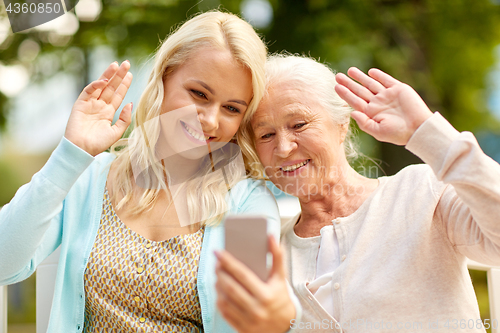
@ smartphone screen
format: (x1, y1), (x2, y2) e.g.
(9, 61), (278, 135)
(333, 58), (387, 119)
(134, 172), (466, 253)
(224, 215), (268, 281)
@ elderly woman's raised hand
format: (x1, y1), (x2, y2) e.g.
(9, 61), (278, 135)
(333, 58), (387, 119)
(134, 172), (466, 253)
(64, 61), (133, 156)
(335, 67), (433, 146)
(215, 235), (295, 333)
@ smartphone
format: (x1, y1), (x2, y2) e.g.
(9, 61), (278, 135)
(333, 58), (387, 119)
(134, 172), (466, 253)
(224, 215), (269, 281)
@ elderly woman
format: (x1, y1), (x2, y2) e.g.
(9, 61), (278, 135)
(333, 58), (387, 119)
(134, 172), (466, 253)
(215, 54), (500, 333)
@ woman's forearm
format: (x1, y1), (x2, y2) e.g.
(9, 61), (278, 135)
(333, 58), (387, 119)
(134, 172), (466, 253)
(406, 112), (500, 264)
(0, 137), (94, 284)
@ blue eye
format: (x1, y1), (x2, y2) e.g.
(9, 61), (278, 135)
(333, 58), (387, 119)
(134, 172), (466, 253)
(261, 133), (274, 139)
(226, 105), (241, 114)
(191, 90), (206, 99)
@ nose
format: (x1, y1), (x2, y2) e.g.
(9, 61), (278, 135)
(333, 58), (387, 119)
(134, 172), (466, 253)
(197, 104), (219, 133)
(275, 132), (297, 159)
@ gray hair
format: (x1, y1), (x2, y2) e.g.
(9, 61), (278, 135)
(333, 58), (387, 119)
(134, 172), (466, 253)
(264, 53), (359, 162)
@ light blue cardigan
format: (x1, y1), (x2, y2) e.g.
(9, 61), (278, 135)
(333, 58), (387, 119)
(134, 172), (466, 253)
(0, 137), (282, 333)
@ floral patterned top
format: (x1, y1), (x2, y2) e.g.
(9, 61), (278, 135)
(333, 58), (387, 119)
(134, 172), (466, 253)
(83, 189), (204, 332)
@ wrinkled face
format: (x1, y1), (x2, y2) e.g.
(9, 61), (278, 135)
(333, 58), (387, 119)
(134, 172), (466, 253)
(159, 46), (253, 160)
(251, 82), (346, 198)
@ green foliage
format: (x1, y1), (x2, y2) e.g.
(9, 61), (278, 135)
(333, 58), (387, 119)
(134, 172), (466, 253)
(469, 269), (491, 333)
(0, 91), (8, 130)
(0, 158), (22, 206)
(2, 0), (500, 144)
(263, 0), (500, 173)
(8, 275), (37, 324)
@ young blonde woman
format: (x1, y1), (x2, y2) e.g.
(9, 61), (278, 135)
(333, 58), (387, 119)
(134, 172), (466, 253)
(0, 11), (295, 333)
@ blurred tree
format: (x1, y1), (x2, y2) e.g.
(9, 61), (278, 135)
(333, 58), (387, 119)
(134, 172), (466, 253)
(1, 0), (500, 173)
(0, 158), (21, 206)
(264, 0), (500, 174)
(0, 0), (242, 131)
(0, 91), (7, 130)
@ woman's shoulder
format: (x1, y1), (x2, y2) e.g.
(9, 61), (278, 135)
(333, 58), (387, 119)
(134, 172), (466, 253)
(395, 163), (432, 177)
(230, 177), (269, 197)
(228, 177), (279, 215)
(379, 163), (434, 181)
(379, 163), (446, 199)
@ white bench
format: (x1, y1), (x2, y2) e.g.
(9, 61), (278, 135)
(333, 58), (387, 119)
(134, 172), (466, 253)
(1, 204), (499, 333)
(467, 259), (500, 332)
(0, 284), (7, 333)
(30, 246), (500, 333)
(35, 248), (60, 333)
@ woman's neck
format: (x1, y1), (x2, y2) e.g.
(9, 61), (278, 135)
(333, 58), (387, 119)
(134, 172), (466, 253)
(294, 165), (379, 238)
(162, 153), (204, 184)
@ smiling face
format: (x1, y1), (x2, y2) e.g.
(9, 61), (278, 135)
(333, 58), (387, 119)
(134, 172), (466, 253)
(160, 46), (253, 160)
(251, 82), (348, 198)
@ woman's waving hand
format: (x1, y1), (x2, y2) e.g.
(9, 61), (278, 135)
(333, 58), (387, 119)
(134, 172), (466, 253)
(335, 67), (433, 146)
(64, 60), (133, 156)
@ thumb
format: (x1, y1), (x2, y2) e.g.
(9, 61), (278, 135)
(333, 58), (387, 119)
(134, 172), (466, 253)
(350, 110), (371, 130)
(112, 102), (133, 140)
(351, 110), (380, 138)
(268, 235), (286, 280)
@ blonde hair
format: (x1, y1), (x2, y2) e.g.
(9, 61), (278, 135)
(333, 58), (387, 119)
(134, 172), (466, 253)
(110, 11), (267, 226)
(239, 53), (358, 179)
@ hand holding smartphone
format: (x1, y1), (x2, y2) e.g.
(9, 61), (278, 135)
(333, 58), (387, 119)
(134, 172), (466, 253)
(224, 215), (269, 281)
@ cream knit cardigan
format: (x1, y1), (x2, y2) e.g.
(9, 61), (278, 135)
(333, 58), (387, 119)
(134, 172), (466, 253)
(282, 112), (500, 333)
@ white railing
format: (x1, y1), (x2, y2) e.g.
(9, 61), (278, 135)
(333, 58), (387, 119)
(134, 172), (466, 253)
(467, 259), (500, 333)
(1, 219), (499, 333)
(35, 247), (60, 333)
(1, 254), (499, 333)
(0, 285), (7, 333)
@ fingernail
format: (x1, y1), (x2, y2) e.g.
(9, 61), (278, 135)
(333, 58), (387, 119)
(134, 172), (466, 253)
(112, 61), (118, 65)
(102, 79), (108, 82)
(214, 250), (220, 259)
(130, 102), (133, 109)
(125, 59), (130, 64)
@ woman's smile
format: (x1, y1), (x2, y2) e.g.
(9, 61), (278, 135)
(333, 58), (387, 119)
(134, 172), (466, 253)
(280, 159), (311, 174)
(180, 120), (214, 144)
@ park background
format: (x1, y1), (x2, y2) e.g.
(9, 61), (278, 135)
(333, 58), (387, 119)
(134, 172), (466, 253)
(1, 0), (500, 331)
